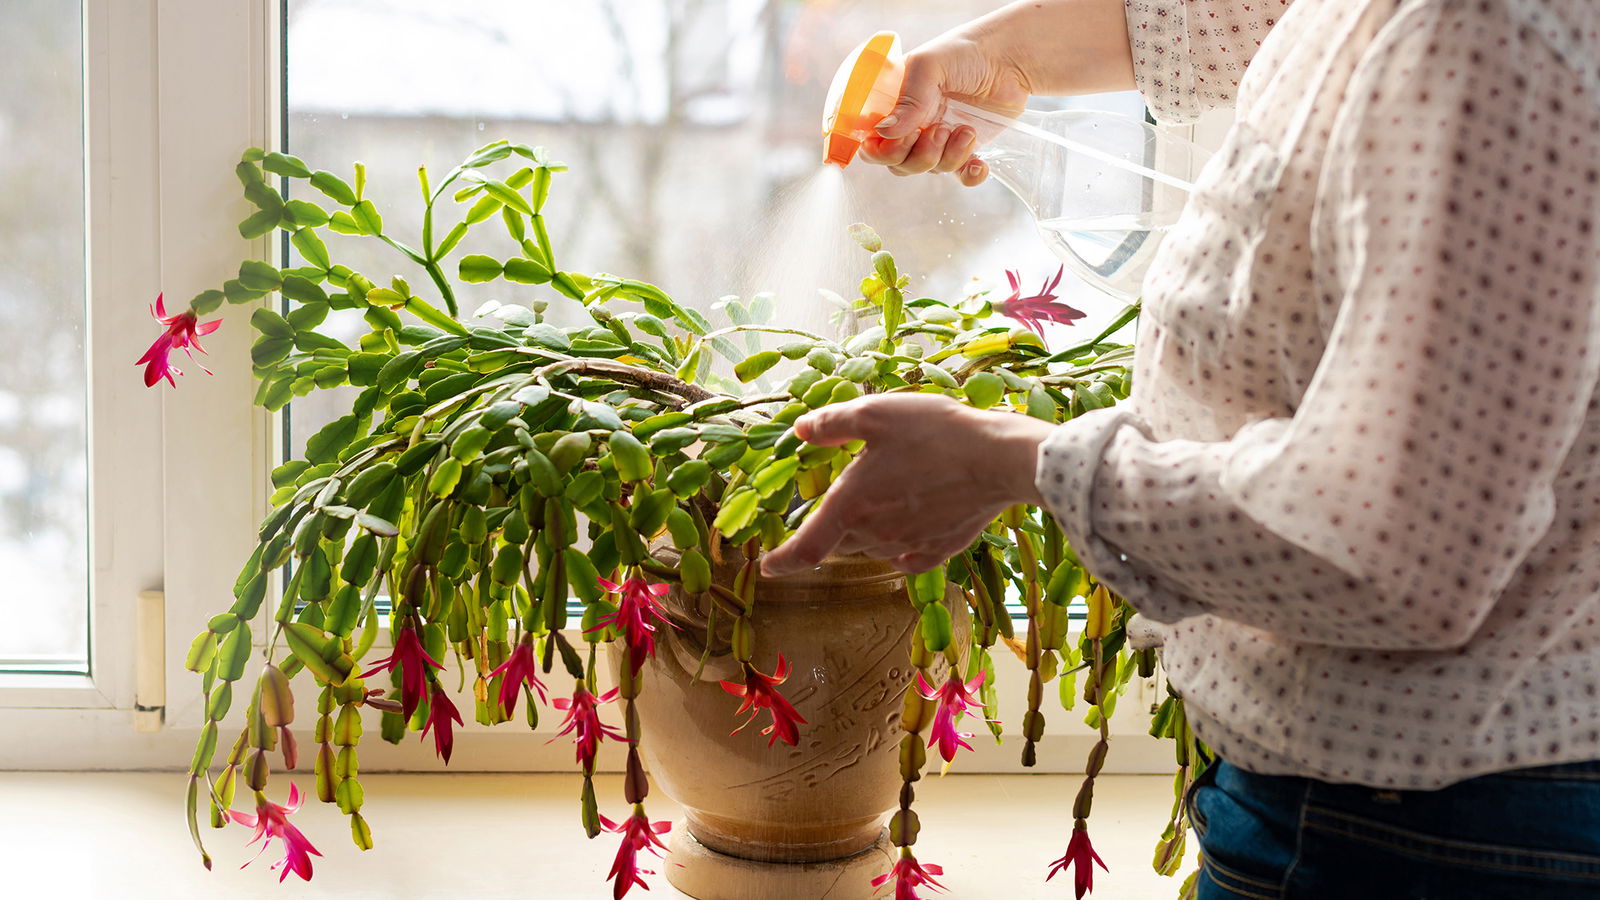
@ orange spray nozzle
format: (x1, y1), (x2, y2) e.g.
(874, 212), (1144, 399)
(821, 31), (904, 167)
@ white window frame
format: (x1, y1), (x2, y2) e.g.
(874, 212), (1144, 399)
(0, 0), (276, 766)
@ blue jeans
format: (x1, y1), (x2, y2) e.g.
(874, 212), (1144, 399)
(1188, 758), (1600, 899)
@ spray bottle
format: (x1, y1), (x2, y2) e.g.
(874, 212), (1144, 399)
(822, 32), (1211, 301)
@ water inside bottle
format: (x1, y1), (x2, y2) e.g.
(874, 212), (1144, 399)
(1034, 211), (1180, 300)
(942, 101), (1208, 301)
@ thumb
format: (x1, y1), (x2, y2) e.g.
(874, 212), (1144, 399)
(875, 54), (944, 140)
(793, 399), (878, 447)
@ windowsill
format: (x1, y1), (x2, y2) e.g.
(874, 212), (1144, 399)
(0, 771), (1186, 898)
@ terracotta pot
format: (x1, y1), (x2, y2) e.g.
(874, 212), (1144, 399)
(614, 548), (968, 896)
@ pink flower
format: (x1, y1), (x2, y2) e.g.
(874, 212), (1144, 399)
(361, 626), (443, 721)
(226, 783), (322, 883)
(996, 267), (1084, 337)
(871, 852), (945, 900)
(487, 635), (547, 716)
(551, 686), (625, 774)
(588, 576), (674, 675)
(719, 654), (808, 747)
(422, 685), (463, 764)
(136, 293), (221, 387)
(599, 807), (671, 899)
(915, 668), (990, 763)
(1046, 825), (1108, 899)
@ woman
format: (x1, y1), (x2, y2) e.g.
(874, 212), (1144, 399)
(761, 0), (1600, 897)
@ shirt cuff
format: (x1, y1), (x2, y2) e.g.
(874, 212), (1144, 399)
(1035, 406), (1138, 581)
(1123, 0), (1203, 125)
(1034, 405), (1204, 625)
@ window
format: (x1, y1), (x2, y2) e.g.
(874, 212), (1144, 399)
(1, 1), (89, 674)
(3, 0), (1166, 767)
(0, 0), (272, 757)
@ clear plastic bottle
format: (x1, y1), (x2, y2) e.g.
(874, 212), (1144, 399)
(824, 32), (1212, 301)
(941, 99), (1210, 300)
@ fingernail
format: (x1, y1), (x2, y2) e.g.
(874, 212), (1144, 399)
(875, 115), (898, 132)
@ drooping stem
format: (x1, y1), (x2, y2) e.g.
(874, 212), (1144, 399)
(890, 621), (937, 860)
(1013, 524), (1046, 767)
(728, 539), (761, 667)
(614, 655), (656, 843)
(1151, 688), (1193, 877)
(1071, 637), (1112, 828)
(1072, 583), (1115, 844)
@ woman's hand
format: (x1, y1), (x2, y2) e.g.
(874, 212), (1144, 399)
(760, 394), (1056, 577)
(857, 0), (1136, 186)
(858, 31), (1030, 186)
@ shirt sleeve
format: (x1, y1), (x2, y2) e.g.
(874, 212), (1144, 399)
(1123, 0), (1296, 124)
(1042, 1), (1600, 651)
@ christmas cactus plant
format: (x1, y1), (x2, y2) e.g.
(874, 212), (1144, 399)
(157, 140), (1204, 897)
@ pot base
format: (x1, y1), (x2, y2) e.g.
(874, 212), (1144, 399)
(665, 827), (895, 900)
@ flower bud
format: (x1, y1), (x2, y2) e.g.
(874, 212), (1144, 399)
(279, 726), (299, 770)
(624, 747), (649, 805)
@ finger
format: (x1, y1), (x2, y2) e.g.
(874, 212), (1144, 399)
(888, 126), (952, 176)
(761, 502), (851, 578)
(762, 455), (877, 576)
(874, 54), (943, 140)
(829, 531), (880, 559)
(764, 442), (894, 576)
(957, 158), (989, 188)
(890, 529), (981, 574)
(933, 126), (978, 174)
(859, 133), (918, 169)
(890, 545), (962, 575)
(854, 540), (915, 562)
(793, 397), (882, 447)
(822, 493), (924, 560)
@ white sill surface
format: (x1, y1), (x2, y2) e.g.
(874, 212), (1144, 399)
(0, 772), (1187, 899)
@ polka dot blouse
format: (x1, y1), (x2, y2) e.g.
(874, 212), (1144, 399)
(1037, 0), (1600, 788)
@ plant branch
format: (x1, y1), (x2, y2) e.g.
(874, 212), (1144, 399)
(422, 254), (459, 318)
(540, 358), (716, 405)
(698, 324), (837, 349)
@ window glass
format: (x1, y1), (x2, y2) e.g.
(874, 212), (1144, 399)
(284, 0), (1144, 448)
(0, 1), (89, 672)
